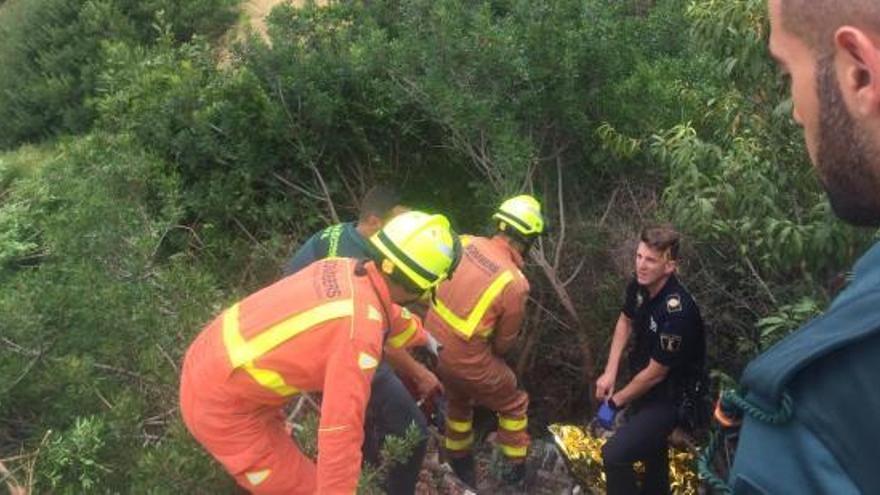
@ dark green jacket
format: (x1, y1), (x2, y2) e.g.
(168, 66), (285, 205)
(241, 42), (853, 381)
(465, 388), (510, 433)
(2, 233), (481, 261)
(283, 222), (378, 276)
(729, 241), (880, 494)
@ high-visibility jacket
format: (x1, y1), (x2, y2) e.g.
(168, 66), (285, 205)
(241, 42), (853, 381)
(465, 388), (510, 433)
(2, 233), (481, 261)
(426, 235), (531, 460)
(426, 235), (529, 367)
(283, 221), (427, 349)
(180, 258), (417, 494)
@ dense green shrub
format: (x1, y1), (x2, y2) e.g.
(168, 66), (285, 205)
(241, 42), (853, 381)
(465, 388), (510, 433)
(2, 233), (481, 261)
(2, 0), (877, 491)
(0, 133), (228, 490)
(0, 0), (240, 150)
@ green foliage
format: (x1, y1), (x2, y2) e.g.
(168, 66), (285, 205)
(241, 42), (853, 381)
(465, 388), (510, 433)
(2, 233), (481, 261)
(112, 0), (240, 43)
(643, 0), (874, 371)
(39, 416), (112, 493)
(2, 0), (878, 491)
(286, 408), (421, 494)
(0, 200), (39, 268)
(688, 0), (771, 88)
(358, 422), (424, 495)
(379, 0), (598, 195)
(0, 0), (240, 149)
(755, 297), (822, 351)
(653, 124), (861, 275)
(0, 0), (122, 146)
(292, 410), (320, 459)
(0, 132), (226, 490)
(131, 421), (239, 493)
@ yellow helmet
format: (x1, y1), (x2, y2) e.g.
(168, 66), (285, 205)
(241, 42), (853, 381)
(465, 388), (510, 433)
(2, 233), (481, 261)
(493, 194), (545, 238)
(371, 211), (461, 292)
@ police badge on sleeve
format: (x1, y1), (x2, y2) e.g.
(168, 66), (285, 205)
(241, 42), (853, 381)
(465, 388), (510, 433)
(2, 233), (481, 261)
(660, 333), (682, 352)
(666, 294), (682, 313)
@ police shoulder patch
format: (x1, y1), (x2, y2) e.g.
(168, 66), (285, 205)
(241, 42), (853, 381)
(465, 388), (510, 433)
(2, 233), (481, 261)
(659, 333), (683, 353)
(666, 294), (682, 313)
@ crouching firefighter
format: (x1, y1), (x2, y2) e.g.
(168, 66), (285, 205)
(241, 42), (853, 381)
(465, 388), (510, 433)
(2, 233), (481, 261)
(179, 211), (460, 494)
(282, 185), (443, 495)
(594, 225), (707, 495)
(424, 195), (545, 488)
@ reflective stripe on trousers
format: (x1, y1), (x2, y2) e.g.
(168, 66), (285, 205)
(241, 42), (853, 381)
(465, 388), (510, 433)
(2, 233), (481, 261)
(444, 416), (474, 456)
(498, 414), (528, 459)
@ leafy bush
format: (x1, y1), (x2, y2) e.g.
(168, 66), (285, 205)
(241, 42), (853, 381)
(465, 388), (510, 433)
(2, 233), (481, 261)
(0, 0), (240, 149)
(2, 0), (877, 491)
(0, 133), (226, 490)
(39, 416), (111, 493)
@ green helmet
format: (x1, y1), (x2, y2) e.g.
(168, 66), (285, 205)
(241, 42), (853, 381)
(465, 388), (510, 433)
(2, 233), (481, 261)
(493, 194), (545, 238)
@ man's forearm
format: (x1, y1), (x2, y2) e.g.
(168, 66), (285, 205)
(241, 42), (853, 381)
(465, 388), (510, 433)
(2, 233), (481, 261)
(604, 315), (632, 375)
(612, 362), (667, 406)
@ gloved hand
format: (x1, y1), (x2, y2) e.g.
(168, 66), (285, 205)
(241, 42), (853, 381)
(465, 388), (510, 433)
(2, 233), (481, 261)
(425, 333), (443, 357)
(414, 369), (444, 401)
(596, 399), (619, 430)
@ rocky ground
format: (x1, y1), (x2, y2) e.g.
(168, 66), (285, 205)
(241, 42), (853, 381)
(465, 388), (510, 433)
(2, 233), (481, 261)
(415, 431), (587, 495)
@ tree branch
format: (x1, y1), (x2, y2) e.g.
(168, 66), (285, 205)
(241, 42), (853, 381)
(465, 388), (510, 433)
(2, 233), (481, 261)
(273, 172), (326, 201)
(552, 155), (566, 271)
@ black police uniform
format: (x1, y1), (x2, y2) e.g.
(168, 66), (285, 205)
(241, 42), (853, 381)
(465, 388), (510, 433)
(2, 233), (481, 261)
(602, 274), (705, 495)
(284, 222), (428, 495)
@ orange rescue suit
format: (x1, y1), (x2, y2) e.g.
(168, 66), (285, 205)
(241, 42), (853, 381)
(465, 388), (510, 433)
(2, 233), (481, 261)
(180, 258), (424, 494)
(425, 235), (531, 460)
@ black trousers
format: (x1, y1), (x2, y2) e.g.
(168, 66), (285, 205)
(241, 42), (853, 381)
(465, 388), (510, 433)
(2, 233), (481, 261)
(363, 362), (428, 495)
(602, 400), (678, 495)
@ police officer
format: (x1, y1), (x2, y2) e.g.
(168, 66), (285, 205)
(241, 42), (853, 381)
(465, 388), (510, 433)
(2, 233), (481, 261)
(594, 225), (705, 495)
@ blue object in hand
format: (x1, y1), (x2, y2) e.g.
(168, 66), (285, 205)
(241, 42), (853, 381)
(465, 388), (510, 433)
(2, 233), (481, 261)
(596, 400), (619, 430)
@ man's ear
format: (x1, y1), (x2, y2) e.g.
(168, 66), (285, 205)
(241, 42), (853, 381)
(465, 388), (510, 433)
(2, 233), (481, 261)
(363, 214), (384, 235)
(664, 259), (677, 276)
(835, 27), (880, 117)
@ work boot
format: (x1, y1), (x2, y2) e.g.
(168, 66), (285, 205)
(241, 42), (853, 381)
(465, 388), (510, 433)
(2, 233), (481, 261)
(450, 455), (476, 488)
(501, 462), (526, 486)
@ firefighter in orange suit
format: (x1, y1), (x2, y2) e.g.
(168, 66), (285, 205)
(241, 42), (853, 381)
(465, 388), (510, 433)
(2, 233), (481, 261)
(179, 211), (460, 494)
(424, 195), (545, 487)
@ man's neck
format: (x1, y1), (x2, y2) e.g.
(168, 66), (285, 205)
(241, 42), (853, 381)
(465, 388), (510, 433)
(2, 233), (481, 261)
(491, 234), (526, 267)
(355, 222), (373, 240)
(646, 274), (672, 299)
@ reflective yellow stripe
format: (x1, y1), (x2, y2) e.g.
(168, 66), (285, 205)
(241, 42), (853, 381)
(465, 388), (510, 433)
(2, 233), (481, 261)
(224, 299), (354, 367)
(222, 299), (354, 396)
(387, 319), (418, 349)
(498, 415), (527, 432)
(244, 367), (299, 396)
(446, 418), (473, 433)
(222, 303), (247, 364)
(500, 444), (528, 458)
(433, 271), (514, 340)
(445, 434), (474, 451)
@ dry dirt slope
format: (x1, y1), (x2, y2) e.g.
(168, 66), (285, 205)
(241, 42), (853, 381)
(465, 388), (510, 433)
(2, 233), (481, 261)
(239, 0), (328, 40)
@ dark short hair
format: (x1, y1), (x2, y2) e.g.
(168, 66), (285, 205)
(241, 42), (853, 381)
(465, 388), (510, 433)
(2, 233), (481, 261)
(640, 225), (681, 261)
(359, 185), (401, 222)
(781, 0), (880, 55)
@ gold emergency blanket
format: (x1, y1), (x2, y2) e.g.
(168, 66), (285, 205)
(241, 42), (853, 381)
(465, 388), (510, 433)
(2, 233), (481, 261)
(548, 424), (699, 494)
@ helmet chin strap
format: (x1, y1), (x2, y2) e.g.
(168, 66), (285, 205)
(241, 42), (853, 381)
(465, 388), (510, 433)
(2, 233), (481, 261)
(497, 224), (535, 253)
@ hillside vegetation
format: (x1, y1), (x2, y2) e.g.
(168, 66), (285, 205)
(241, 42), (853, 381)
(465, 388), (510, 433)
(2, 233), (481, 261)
(0, 0), (874, 492)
